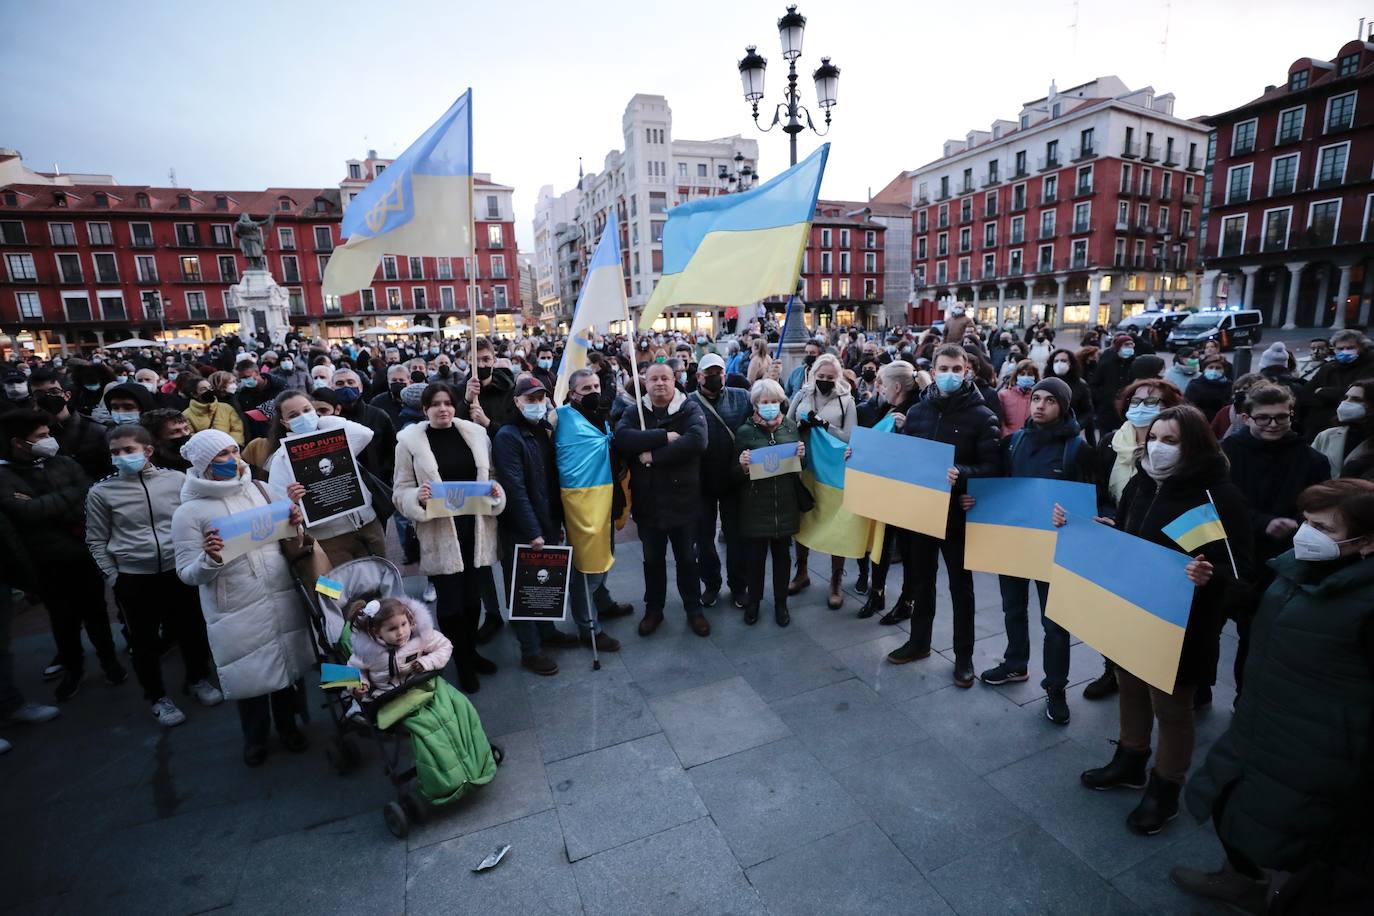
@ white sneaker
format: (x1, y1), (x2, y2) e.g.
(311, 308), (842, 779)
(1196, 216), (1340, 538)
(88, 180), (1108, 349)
(3, 702), (60, 725)
(188, 680), (224, 707)
(0, 736), (11, 754)
(151, 697), (187, 727)
(423, 582), (437, 603)
(41, 660), (64, 681)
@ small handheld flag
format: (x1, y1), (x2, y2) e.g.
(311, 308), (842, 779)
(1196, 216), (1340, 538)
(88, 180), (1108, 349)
(315, 575), (344, 600)
(320, 663), (362, 690)
(1161, 503), (1226, 553)
(748, 442), (801, 480)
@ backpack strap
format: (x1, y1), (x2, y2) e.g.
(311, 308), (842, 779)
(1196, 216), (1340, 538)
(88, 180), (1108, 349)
(692, 391), (735, 443)
(1061, 436), (1082, 480)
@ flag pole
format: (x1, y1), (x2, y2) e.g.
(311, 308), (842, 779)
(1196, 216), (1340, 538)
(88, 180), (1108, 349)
(467, 177), (479, 370)
(1204, 489), (1239, 579)
(623, 294), (647, 430)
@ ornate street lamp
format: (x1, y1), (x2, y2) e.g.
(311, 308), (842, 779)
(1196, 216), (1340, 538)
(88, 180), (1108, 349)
(717, 152), (756, 193)
(737, 5), (840, 167)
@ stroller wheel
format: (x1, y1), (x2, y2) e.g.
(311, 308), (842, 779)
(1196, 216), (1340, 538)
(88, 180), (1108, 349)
(491, 744), (505, 767)
(383, 801), (409, 839)
(401, 785), (428, 824)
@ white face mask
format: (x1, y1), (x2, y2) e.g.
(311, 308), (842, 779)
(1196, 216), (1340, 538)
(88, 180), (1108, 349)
(1292, 522), (1359, 561)
(1144, 440), (1181, 476)
(1336, 400), (1366, 423)
(28, 436), (60, 459)
(1052, 361), (1070, 376)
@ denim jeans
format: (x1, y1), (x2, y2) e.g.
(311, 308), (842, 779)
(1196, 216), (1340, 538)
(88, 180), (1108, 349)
(998, 575), (1069, 690)
(638, 523), (702, 619)
(695, 493), (746, 594)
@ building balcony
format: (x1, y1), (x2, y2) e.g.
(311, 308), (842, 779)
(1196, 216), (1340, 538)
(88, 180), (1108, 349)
(1118, 183), (1136, 197)
(1163, 152), (1180, 167)
(937, 216), (950, 229)
(915, 194), (930, 205)
(1009, 231), (1025, 244)
(984, 204), (999, 218)
(131, 239), (156, 249)
(1067, 255), (1093, 270)
(959, 211), (973, 224)
(958, 242), (971, 253)
(1071, 145), (1097, 162)
(981, 175), (1002, 188)
(1122, 142), (1141, 159)
(1040, 192), (1058, 206)
(1037, 155), (1061, 172)
(1181, 192), (1199, 206)
(936, 249), (949, 258)
(1185, 155), (1201, 172)
(1141, 145), (1158, 163)
(1013, 166), (1029, 179)
(1115, 219), (1130, 232)
(1034, 260), (1055, 274)
(1179, 228), (1195, 239)
(936, 192), (951, 202)
(1160, 189), (1173, 202)
(980, 267), (997, 279)
(1007, 265), (1024, 277)
(1010, 197), (1027, 213)
(1073, 183), (1094, 199)
(1262, 234), (1288, 252)
(1039, 225), (1058, 239)
(1072, 221), (1091, 234)
(1136, 222), (1156, 235)
(959, 183), (975, 196)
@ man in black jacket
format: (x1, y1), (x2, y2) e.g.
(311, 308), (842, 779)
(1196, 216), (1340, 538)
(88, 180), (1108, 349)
(367, 363), (411, 429)
(0, 410), (123, 701)
(888, 345), (1002, 686)
(331, 367), (396, 483)
(690, 354), (752, 609)
(455, 337), (519, 438)
(30, 370), (111, 480)
(613, 362), (710, 637)
(1090, 334), (1140, 435)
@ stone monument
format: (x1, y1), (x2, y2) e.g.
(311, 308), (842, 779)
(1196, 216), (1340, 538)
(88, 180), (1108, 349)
(229, 212), (292, 345)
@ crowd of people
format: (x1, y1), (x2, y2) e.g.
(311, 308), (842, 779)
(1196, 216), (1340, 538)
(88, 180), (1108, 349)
(0, 311), (1371, 913)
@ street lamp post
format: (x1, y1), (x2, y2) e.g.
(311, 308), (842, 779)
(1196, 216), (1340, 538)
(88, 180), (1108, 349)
(717, 151), (756, 193)
(736, 5), (840, 357)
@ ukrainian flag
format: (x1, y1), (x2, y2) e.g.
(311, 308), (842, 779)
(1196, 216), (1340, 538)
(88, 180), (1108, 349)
(1046, 517), (1195, 693)
(555, 222), (626, 404)
(796, 426), (869, 559)
(843, 426), (954, 540)
(323, 91), (475, 296)
(1162, 503), (1228, 553)
(858, 413), (897, 563)
(639, 144), (828, 329)
(964, 478), (1096, 580)
(554, 405), (614, 574)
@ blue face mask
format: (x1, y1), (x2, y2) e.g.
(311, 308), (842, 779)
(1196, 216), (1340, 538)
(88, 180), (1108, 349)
(537, 358), (553, 370)
(111, 410), (141, 425)
(335, 386), (361, 403)
(208, 457), (239, 480)
(1203, 368), (1224, 381)
(1016, 376), (1035, 390)
(240, 376), (258, 388)
(288, 411), (319, 434)
(1334, 350), (1357, 364)
(934, 371), (963, 394)
(520, 401), (547, 422)
(1126, 403), (1160, 428)
(112, 452), (146, 475)
(83, 383), (101, 392)
(114, 375), (128, 385)
(1119, 347), (1135, 360)
(757, 402), (781, 421)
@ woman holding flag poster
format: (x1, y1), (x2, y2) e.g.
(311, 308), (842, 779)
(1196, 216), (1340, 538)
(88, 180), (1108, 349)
(734, 379), (806, 627)
(1063, 405), (1253, 836)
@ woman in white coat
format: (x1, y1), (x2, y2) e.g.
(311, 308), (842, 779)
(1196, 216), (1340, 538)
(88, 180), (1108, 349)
(393, 382), (507, 693)
(264, 390), (386, 566)
(171, 429), (316, 767)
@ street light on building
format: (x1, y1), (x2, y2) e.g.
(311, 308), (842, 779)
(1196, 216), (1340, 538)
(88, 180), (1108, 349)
(717, 152), (756, 193)
(736, 5), (840, 168)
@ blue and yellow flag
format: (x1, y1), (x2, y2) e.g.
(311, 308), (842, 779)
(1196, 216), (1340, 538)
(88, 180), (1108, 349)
(843, 426), (954, 539)
(749, 442), (801, 481)
(1162, 503), (1227, 553)
(640, 144), (828, 329)
(964, 478), (1096, 580)
(323, 91), (475, 296)
(555, 223), (626, 404)
(796, 426), (870, 559)
(1047, 517), (1194, 693)
(554, 405), (614, 574)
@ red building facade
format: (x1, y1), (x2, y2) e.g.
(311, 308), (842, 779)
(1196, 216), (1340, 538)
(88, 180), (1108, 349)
(798, 200), (886, 327)
(0, 160), (520, 355)
(902, 77), (1210, 329)
(1200, 37), (1374, 328)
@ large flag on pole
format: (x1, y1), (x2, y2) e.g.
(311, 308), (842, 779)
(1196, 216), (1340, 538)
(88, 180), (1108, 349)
(322, 91), (475, 296)
(554, 222), (626, 404)
(553, 405), (615, 574)
(639, 143), (829, 330)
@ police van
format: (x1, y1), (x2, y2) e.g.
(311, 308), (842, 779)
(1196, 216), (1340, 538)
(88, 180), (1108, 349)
(1164, 309), (1265, 352)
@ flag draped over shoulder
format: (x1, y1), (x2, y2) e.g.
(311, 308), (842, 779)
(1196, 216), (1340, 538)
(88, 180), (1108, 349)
(796, 425), (869, 560)
(639, 144), (829, 330)
(554, 223), (625, 404)
(553, 405), (614, 574)
(322, 91), (475, 297)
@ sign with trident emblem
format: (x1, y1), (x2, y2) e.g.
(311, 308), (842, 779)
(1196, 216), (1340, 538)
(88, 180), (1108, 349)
(425, 481), (498, 519)
(748, 442), (802, 481)
(207, 499), (295, 562)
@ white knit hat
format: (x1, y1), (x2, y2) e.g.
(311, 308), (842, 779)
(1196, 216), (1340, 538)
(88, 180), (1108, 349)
(1257, 342), (1290, 370)
(181, 429), (238, 477)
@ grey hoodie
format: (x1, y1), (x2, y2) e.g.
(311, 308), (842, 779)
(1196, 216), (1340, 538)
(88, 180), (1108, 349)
(85, 462), (186, 580)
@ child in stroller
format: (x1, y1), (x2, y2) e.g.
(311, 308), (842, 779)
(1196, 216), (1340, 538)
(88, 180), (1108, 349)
(309, 557), (500, 838)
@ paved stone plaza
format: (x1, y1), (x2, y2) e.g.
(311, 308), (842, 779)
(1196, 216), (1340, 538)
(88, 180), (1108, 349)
(3, 542), (1240, 915)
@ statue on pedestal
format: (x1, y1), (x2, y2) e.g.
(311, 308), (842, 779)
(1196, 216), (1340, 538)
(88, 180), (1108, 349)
(235, 213), (276, 272)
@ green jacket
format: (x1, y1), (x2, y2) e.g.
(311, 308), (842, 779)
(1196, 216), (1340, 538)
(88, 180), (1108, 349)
(1185, 552), (1374, 870)
(734, 416), (802, 540)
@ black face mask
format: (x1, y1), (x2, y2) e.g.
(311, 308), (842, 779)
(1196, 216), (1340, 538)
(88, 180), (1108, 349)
(196, 391), (216, 404)
(38, 392), (67, 415)
(166, 434), (191, 453)
(389, 381), (406, 399)
(702, 374), (723, 394)
(476, 366), (493, 381)
(573, 396), (606, 425)
(815, 379), (835, 395)
(861, 368), (877, 382)
(437, 365), (451, 377)
(804, 354), (817, 366)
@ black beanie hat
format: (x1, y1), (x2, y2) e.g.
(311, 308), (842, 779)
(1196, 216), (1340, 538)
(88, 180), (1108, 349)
(1030, 377), (1072, 418)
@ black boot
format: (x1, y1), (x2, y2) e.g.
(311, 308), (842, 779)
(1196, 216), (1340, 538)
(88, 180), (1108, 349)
(744, 602), (759, 626)
(878, 598), (913, 626)
(857, 588), (884, 620)
(1127, 771), (1181, 835)
(774, 602), (790, 628)
(1082, 658), (1119, 700)
(855, 559), (869, 595)
(1080, 744), (1150, 790)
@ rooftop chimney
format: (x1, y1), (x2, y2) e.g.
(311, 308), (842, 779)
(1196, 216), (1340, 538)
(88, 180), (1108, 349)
(367, 148), (378, 160)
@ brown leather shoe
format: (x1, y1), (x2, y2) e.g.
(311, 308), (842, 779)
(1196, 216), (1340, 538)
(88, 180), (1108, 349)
(638, 614), (663, 637)
(688, 614), (711, 637)
(541, 629), (580, 649)
(580, 631), (622, 652)
(787, 570), (811, 596)
(827, 568), (844, 609)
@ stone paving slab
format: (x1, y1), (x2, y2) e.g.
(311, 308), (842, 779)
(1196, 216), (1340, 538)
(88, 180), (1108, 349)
(1, 536), (1242, 914)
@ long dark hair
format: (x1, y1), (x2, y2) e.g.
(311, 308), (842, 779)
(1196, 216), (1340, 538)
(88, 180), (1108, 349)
(266, 388), (310, 454)
(1046, 348), (1080, 384)
(1147, 404), (1225, 476)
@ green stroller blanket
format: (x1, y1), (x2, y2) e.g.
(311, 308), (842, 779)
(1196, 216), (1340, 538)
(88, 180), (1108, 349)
(380, 678), (497, 804)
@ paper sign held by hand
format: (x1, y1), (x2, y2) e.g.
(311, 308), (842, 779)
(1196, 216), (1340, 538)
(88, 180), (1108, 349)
(964, 478), (1096, 579)
(209, 499), (295, 563)
(749, 442), (801, 480)
(425, 481), (497, 519)
(843, 426), (954, 539)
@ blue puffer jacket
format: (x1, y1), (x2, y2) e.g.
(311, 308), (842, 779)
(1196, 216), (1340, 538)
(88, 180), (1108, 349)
(692, 387), (752, 496)
(902, 383), (1001, 496)
(1003, 416), (1090, 482)
(493, 418), (562, 543)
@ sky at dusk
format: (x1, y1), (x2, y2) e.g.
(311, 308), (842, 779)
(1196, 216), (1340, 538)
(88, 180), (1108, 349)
(3, 0), (1369, 249)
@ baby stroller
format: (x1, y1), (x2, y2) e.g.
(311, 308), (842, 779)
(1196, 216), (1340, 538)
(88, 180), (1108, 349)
(298, 556), (503, 839)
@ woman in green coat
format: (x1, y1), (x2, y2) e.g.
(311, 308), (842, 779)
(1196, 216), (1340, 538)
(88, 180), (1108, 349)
(735, 378), (806, 627)
(1171, 478), (1374, 913)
